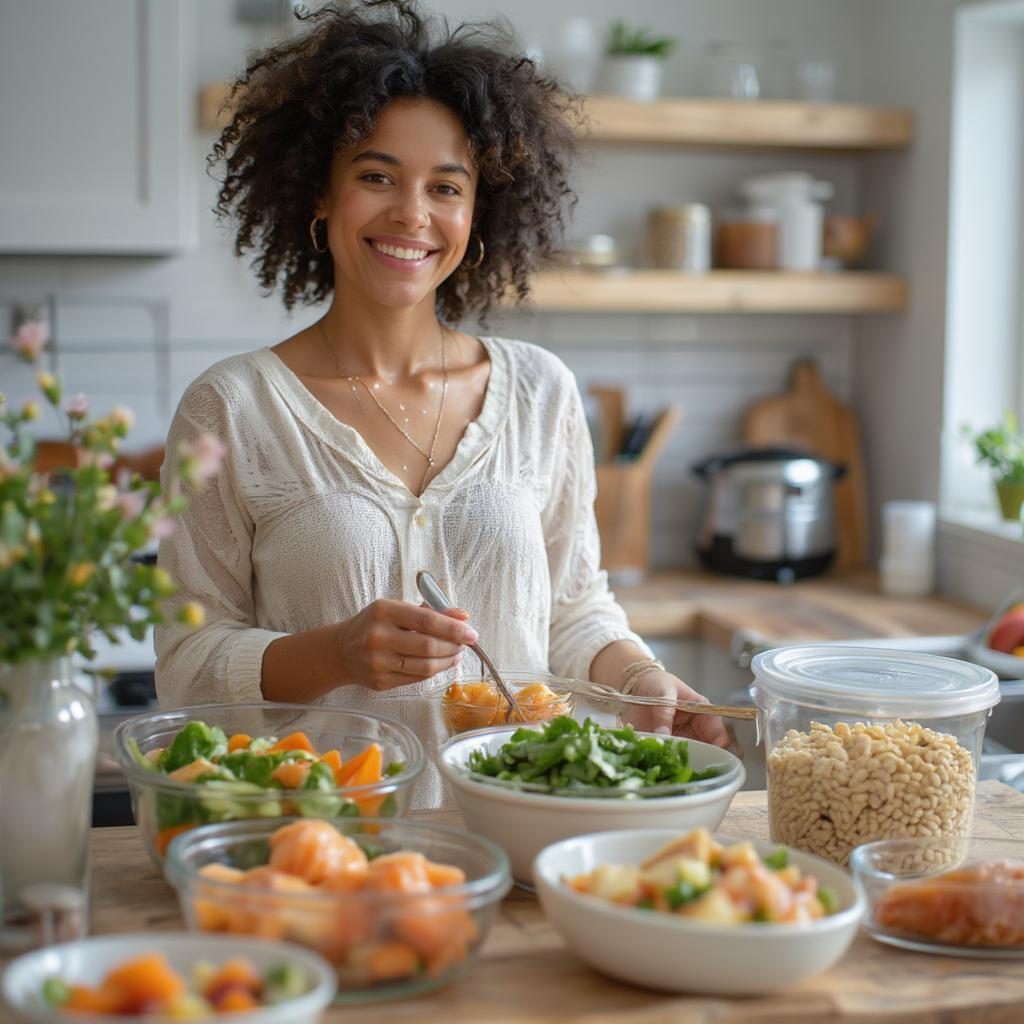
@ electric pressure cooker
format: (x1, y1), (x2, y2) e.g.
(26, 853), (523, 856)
(692, 447), (844, 582)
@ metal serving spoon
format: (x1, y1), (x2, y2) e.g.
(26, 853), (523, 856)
(416, 570), (525, 723)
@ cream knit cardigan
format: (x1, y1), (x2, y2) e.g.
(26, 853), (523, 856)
(154, 336), (651, 805)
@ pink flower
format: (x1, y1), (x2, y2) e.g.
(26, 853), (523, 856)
(11, 321), (49, 362)
(178, 434), (227, 485)
(149, 516), (177, 540)
(66, 393), (88, 420)
(115, 490), (147, 520)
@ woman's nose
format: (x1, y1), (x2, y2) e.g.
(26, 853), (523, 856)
(390, 187), (429, 229)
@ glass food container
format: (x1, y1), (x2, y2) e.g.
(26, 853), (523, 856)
(426, 671), (577, 736)
(753, 646), (1000, 866)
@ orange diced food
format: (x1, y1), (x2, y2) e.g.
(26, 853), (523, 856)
(270, 759), (311, 789)
(394, 899), (477, 959)
(269, 819), (368, 885)
(364, 851), (432, 895)
(103, 952), (186, 1011)
(426, 862), (466, 888)
(203, 957), (262, 997)
(349, 941), (420, 982)
(227, 733), (251, 752)
(213, 986), (262, 1011)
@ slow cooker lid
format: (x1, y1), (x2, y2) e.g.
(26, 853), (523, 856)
(752, 645), (1000, 718)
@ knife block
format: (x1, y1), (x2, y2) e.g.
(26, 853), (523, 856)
(589, 387), (683, 583)
(594, 462), (655, 584)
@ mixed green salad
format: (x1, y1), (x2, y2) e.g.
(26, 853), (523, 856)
(124, 721), (404, 852)
(465, 716), (726, 794)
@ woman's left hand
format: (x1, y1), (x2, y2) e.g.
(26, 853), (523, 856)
(622, 671), (732, 749)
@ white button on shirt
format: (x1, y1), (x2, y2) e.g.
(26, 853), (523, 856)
(154, 336), (651, 806)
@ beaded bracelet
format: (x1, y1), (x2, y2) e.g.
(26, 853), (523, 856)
(620, 656), (666, 695)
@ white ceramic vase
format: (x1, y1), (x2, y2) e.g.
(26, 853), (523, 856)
(0, 657), (97, 950)
(597, 55), (665, 102)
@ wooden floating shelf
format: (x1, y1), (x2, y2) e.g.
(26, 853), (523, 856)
(582, 95), (913, 150)
(199, 83), (913, 150)
(526, 270), (908, 314)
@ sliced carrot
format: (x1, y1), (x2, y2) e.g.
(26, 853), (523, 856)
(227, 732), (251, 752)
(154, 823), (194, 857)
(320, 749), (343, 783)
(336, 742), (381, 786)
(104, 952), (185, 1010)
(270, 759), (311, 789)
(349, 744), (383, 786)
(269, 731), (317, 755)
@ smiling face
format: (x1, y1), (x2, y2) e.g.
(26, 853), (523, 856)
(317, 98), (478, 312)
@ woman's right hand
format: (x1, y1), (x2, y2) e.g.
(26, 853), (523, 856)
(335, 599), (478, 690)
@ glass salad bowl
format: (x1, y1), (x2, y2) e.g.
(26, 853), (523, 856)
(165, 817), (510, 1003)
(114, 703), (424, 870)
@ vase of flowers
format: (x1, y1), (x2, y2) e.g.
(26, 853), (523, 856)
(963, 414), (1024, 522)
(0, 320), (223, 950)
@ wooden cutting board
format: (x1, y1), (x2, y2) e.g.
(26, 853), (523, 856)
(742, 359), (868, 571)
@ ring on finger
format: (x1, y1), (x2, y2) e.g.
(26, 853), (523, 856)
(399, 655), (407, 672)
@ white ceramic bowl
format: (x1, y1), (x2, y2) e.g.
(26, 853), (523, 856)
(438, 725), (744, 885)
(533, 829), (864, 995)
(1, 932), (336, 1024)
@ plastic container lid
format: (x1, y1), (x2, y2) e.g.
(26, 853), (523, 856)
(752, 645), (1000, 719)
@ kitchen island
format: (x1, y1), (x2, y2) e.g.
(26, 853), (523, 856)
(87, 782), (1024, 1023)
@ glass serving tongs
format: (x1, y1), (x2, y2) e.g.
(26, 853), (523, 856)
(416, 570), (525, 723)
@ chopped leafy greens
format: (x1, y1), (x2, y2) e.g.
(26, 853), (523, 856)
(761, 845), (789, 870)
(466, 716), (723, 795)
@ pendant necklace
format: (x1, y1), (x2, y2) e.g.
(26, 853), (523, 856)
(318, 319), (448, 493)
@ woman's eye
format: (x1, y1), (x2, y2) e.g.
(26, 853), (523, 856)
(434, 183), (461, 197)
(360, 172), (391, 185)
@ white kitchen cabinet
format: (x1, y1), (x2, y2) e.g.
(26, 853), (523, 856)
(0, 0), (195, 253)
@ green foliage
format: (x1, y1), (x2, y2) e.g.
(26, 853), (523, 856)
(159, 721), (228, 773)
(604, 20), (675, 58)
(0, 322), (223, 665)
(963, 413), (1024, 484)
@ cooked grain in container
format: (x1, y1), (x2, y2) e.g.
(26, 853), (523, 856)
(752, 647), (1000, 866)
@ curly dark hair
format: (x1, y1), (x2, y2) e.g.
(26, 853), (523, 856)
(209, 0), (580, 323)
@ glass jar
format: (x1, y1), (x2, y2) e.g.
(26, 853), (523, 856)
(715, 207), (778, 269)
(753, 646), (1000, 866)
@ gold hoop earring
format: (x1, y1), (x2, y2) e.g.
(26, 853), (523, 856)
(309, 216), (328, 254)
(462, 234), (485, 270)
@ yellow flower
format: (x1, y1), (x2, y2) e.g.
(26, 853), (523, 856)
(21, 400), (40, 422)
(95, 485), (118, 511)
(68, 562), (96, 587)
(36, 487), (56, 506)
(178, 601), (206, 628)
(151, 566), (176, 596)
(35, 370), (62, 405)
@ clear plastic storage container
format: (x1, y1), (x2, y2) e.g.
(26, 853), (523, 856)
(752, 646), (1000, 866)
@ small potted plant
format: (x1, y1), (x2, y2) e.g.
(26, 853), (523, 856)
(596, 20), (676, 102)
(963, 413), (1024, 521)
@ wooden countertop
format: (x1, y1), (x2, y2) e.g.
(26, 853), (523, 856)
(615, 569), (987, 645)
(83, 782), (1024, 1023)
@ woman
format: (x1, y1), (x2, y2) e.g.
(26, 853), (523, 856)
(156, 0), (728, 804)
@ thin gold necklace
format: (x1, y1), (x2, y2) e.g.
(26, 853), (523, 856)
(318, 319), (448, 492)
